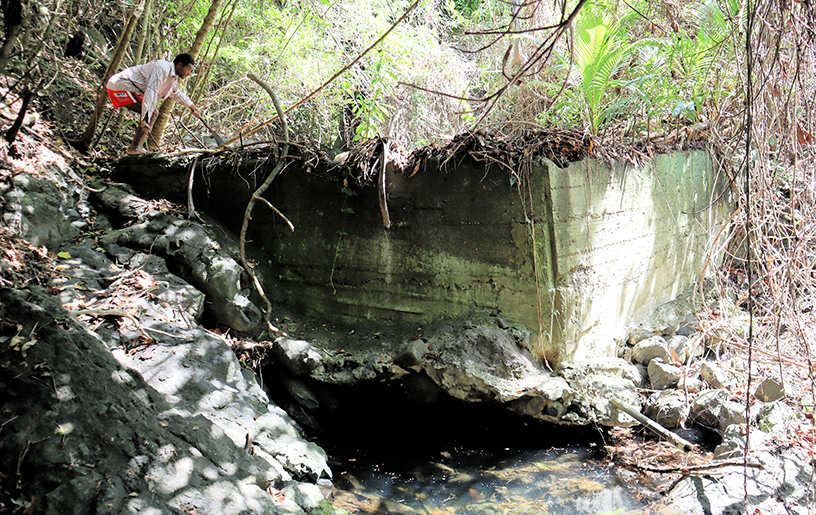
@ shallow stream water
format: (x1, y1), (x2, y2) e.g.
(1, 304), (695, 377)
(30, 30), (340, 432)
(309, 385), (645, 515)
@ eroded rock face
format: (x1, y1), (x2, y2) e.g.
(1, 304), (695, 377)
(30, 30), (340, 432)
(0, 288), (319, 515)
(274, 318), (641, 427)
(1, 162), (89, 248)
(1, 163), (331, 514)
(93, 182), (263, 334)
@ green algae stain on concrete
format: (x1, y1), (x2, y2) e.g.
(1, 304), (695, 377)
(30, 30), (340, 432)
(117, 149), (730, 366)
(248, 150), (731, 365)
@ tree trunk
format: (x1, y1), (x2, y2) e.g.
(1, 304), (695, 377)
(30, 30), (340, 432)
(70, 0), (145, 153)
(133, 0), (154, 65)
(149, 0), (223, 147)
(0, 0), (26, 69)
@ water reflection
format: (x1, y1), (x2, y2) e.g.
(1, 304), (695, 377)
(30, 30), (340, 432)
(330, 445), (641, 514)
(299, 382), (643, 515)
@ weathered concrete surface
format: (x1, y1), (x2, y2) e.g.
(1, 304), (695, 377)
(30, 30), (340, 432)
(551, 152), (732, 362)
(116, 149), (732, 365)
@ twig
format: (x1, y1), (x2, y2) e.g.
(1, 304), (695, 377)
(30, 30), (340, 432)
(630, 460), (764, 474)
(16, 414), (39, 476)
(72, 309), (150, 340)
(143, 327), (193, 341)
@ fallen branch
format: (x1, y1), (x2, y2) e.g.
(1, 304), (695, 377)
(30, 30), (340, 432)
(241, 72), (292, 337)
(73, 309), (150, 341)
(630, 459), (764, 474)
(610, 398), (696, 451)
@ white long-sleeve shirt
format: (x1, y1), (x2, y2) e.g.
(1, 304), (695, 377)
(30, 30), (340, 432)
(107, 59), (194, 124)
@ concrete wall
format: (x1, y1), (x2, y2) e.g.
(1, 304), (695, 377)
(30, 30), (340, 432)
(249, 150), (731, 363)
(117, 149), (733, 365)
(548, 152), (732, 361)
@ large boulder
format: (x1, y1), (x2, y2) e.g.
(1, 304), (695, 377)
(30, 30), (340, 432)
(1, 161), (89, 249)
(0, 287), (315, 515)
(93, 182), (263, 333)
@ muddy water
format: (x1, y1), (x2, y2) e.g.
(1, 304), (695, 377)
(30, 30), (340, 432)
(309, 386), (644, 515)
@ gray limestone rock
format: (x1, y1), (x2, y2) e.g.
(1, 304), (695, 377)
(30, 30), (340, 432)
(273, 338), (324, 375)
(717, 400), (748, 431)
(660, 451), (812, 515)
(632, 335), (672, 365)
(647, 359), (683, 390)
(676, 374), (703, 393)
(713, 423), (769, 459)
(0, 287), (311, 515)
(758, 401), (800, 435)
(94, 184), (263, 333)
(753, 375), (787, 402)
(643, 392), (688, 429)
(394, 338), (428, 369)
(2, 164), (88, 249)
(689, 388), (730, 428)
(560, 358), (642, 426)
(700, 361), (737, 389)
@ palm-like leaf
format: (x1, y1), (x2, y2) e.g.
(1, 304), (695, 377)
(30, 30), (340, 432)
(571, 8), (636, 134)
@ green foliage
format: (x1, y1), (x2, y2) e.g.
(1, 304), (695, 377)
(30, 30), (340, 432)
(309, 499), (349, 515)
(568, 2), (640, 135)
(152, 0), (747, 148)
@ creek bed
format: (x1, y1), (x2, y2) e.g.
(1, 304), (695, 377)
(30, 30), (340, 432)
(306, 384), (645, 515)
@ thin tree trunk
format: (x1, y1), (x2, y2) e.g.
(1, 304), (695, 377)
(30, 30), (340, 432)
(133, 0), (154, 65)
(0, 0), (26, 68)
(149, 0), (223, 147)
(70, 0), (145, 153)
(5, 89), (32, 144)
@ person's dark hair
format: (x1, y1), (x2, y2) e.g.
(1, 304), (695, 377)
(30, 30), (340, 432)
(173, 53), (195, 67)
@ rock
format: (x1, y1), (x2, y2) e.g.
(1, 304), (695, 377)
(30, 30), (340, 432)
(632, 335), (672, 365)
(753, 375), (787, 402)
(560, 359), (642, 425)
(689, 388), (730, 428)
(95, 188), (263, 333)
(643, 392), (688, 429)
(273, 338), (324, 375)
(676, 374), (703, 393)
(559, 357), (643, 384)
(700, 361), (737, 389)
(757, 401), (799, 435)
(0, 287), (310, 515)
(713, 423), (768, 459)
(659, 450), (813, 515)
(717, 400), (748, 431)
(394, 338), (428, 369)
(648, 359), (683, 390)
(284, 482), (325, 511)
(1, 163), (88, 249)
(666, 334), (697, 363)
(253, 434), (331, 482)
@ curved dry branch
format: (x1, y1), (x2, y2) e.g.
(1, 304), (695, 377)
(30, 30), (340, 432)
(224, 0), (421, 146)
(240, 72), (291, 336)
